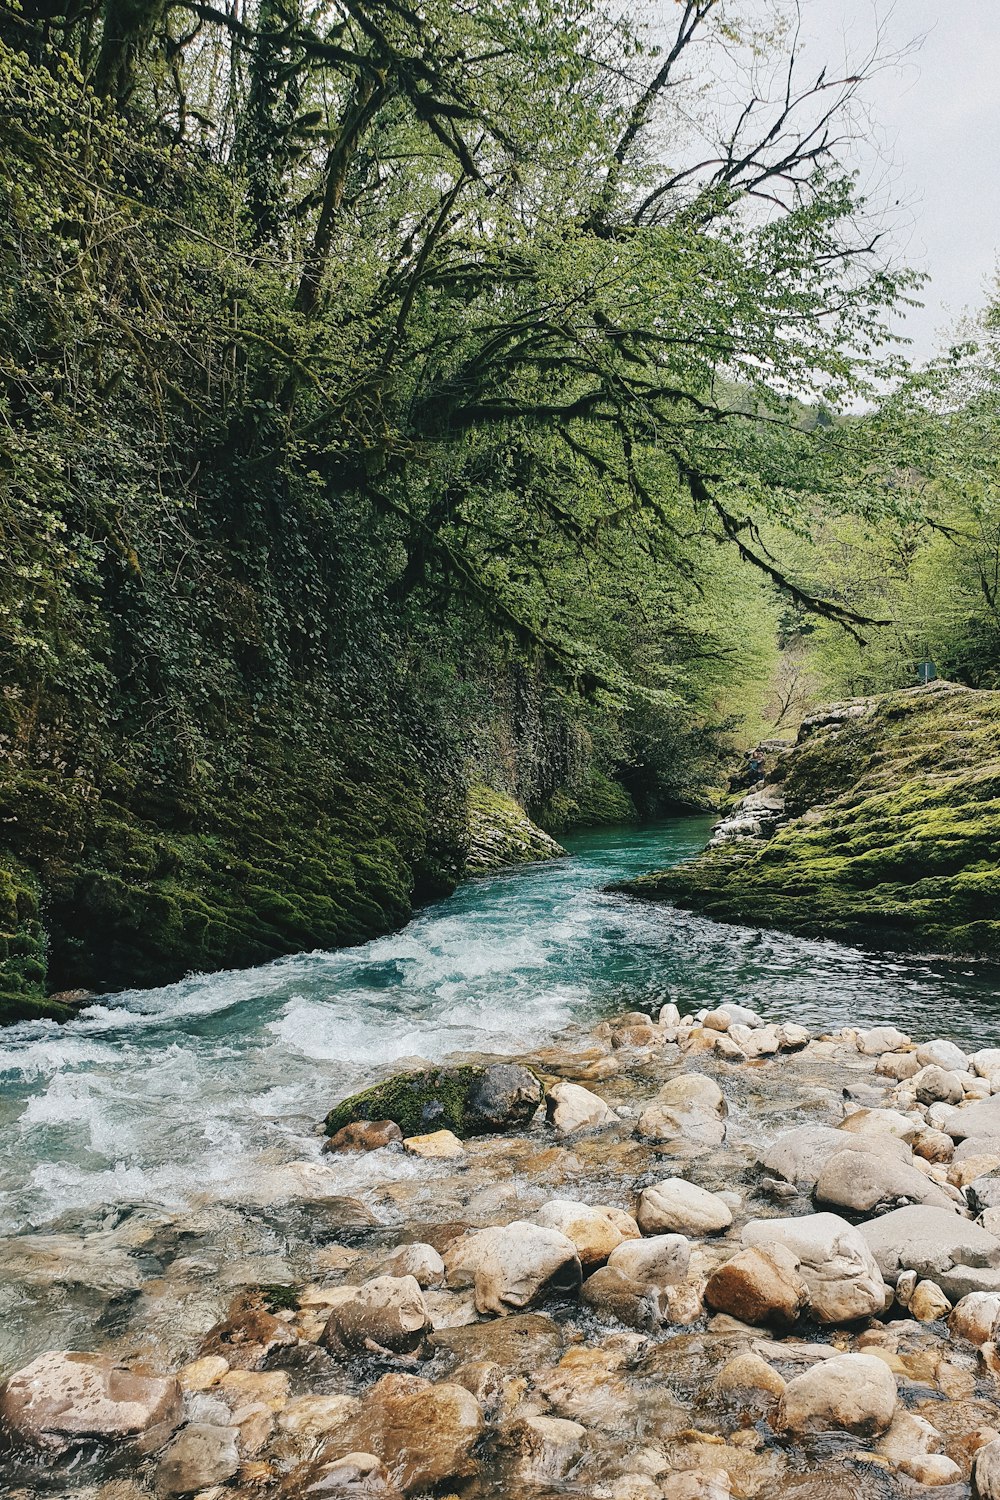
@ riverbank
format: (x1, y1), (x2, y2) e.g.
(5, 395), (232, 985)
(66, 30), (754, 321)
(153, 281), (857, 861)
(622, 681), (1000, 962)
(7, 994), (1000, 1497)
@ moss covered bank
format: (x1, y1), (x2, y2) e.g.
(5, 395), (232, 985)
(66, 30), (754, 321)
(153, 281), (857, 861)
(624, 682), (1000, 961)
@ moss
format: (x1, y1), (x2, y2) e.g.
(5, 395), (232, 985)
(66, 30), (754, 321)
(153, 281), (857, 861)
(536, 769), (637, 833)
(465, 784), (565, 874)
(0, 857), (75, 1023)
(324, 1062), (542, 1138)
(624, 683), (1000, 962)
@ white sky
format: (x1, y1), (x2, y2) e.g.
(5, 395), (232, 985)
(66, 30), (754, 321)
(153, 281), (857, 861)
(782, 0), (999, 363)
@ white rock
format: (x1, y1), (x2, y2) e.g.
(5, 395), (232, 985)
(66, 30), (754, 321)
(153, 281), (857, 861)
(859, 1205), (1000, 1294)
(545, 1081), (618, 1133)
(777, 1023), (811, 1050)
(950, 1292), (1000, 1344)
(742, 1213), (888, 1324)
(382, 1242), (446, 1288)
(636, 1179), (732, 1236)
(839, 1107), (920, 1142)
(974, 1436), (1000, 1498)
(776, 1352), (897, 1435)
(443, 1221), (581, 1315)
(944, 1094), (1000, 1141)
(972, 1049), (1000, 1083)
(0, 1351), (182, 1452)
(718, 1003), (763, 1028)
(814, 1142), (957, 1214)
(917, 1039), (969, 1073)
(913, 1065), (965, 1105)
(530, 1200), (639, 1268)
(857, 1026), (911, 1056)
(606, 1234), (691, 1286)
(878, 1409), (943, 1468)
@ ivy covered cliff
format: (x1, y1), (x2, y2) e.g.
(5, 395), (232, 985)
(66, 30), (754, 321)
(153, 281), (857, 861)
(624, 683), (1000, 962)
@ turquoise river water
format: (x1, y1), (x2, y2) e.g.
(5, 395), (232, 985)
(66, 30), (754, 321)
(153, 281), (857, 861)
(1, 817), (997, 1251)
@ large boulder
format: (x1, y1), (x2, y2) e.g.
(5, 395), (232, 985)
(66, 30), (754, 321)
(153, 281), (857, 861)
(742, 1213), (888, 1323)
(312, 1375), (483, 1494)
(324, 1063), (542, 1139)
(857, 1026), (911, 1055)
(530, 1200), (639, 1269)
(975, 1437), (1000, 1499)
(607, 1235), (691, 1287)
(814, 1142), (957, 1213)
(943, 1094), (1000, 1142)
(637, 1179), (732, 1235)
(704, 1245), (809, 1328)
(858, 1205), (1000, 1298)
(636, 1074), (727, 1146)
(443, 1222), (582, 1315)
(0, 1351), (182, 1453)
(321, 1275), (431, 1355)
(776, 1352), (897, 1435)
(950, 1292), (1000, 1345)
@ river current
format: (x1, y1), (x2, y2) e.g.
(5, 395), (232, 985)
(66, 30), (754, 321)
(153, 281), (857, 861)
(2, 817), (997, 1251)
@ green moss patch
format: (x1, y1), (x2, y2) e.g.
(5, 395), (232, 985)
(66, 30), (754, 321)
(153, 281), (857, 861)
(624, 683), (1000, 962)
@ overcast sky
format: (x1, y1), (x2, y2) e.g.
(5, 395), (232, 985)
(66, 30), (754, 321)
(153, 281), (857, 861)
(788, 0), (999, 363)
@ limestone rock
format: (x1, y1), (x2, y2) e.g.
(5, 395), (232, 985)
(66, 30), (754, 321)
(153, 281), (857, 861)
(443, 1221), (581, 1315)
(637, 1179), (732, 1235)
(944, 1094), (1000, 1141)
(858, 1205), (1000, 1294)
(531, 1199), (639, 1268)
(712, 1352), (785, 1397)
(321, 1275), (431, 1355)
(277, 1393), (361, 1439)
(704, 1245), (808, 1328)
(917, 1039), (969, 1073)
(908, 1279), (952, 1321)
(606, 1234), (690, 1286)
(814, 1142), (957, 1213)
(857, 1026), (911, 1055)
(776, 1352), (897, 1435)
(545, 1080), (618, 1133)
(914, 1065), (965, 1105)
(382, 1242), (446, 1288)
(636, 1074), (727, 1145)
(323, 1119), (403, 1153)
(403, 1129), (464, 1158)
(742, 1213), (888, 1323)
(155, 1423), (239, 1496)
(0, 1351), (182, 1453)
(950, 1292), (1000, 1344)
(975, 1436), (1000, 1499)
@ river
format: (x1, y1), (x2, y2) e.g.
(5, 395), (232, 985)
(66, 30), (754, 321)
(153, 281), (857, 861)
(0, 816), (997, 1376)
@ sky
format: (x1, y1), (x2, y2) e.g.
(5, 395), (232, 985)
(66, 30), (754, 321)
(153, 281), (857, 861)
(788, 0), (1000, 363)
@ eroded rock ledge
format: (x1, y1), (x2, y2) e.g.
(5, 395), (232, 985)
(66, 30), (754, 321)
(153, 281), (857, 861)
(621, 681), (1000, 961)
(8, 1003), (1000, 1497)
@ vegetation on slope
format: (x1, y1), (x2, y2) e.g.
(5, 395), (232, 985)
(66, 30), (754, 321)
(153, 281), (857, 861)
(626, 683), (1000, 960)
(0, 1), (926, 1016)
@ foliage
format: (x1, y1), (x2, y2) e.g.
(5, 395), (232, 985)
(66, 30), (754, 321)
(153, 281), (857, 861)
(0, 0), (923, 1012)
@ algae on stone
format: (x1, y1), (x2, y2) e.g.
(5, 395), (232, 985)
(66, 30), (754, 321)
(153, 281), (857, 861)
(465, 785), (566, 875)
(324, 1062), (543, 1139)
(623, 683), (1000, 961)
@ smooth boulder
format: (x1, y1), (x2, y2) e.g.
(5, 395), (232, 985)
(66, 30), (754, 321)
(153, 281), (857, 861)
(545, 1081), (618, 1133)
(637, 1179), (732, 1236)
(859, 1205), (1000, 1297)
(776, 1352), (897, 1435)
(742, 1213), (888, 1323)
(814, 1142), (957, 1213)
(321, 1275), (431, 1355)
(0, 1351), (182, 1452)
(704, 1245), (808, 1328)
(443, 1222), (582, 1315)
(607, 1235), (690, 1286)
(325, 1062), (542, 1139)
(530, 1200), (639, 1269)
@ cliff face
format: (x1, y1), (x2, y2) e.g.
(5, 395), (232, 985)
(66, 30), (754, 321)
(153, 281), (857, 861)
(625, 682), (1000, 961)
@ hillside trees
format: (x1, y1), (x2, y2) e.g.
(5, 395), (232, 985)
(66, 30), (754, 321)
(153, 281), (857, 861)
(0, 0), (922, 1008)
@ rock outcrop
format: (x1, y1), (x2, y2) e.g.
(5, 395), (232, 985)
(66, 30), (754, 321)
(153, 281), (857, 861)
(622, 682), (1000, 960)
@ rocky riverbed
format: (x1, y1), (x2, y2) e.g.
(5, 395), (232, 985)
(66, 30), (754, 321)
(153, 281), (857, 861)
(8, 1004), (1000, 1498)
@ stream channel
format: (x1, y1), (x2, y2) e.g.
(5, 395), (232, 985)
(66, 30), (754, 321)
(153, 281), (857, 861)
(1, 816), (997, 1381)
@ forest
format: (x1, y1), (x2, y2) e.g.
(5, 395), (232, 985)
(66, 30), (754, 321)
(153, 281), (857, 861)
(1, 0), (999, 1016)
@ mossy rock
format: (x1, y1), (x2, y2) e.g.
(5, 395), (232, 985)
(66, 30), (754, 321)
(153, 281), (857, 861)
(623, 683), (1000, 962)
(537, 769), (636, 833)
(324, 1062), (543, 1139)
(465, 785), (565, 874)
